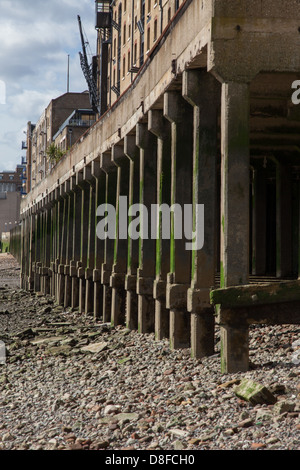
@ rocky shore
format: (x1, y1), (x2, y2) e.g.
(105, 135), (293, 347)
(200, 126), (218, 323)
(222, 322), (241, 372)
(0, 254), (299, 451)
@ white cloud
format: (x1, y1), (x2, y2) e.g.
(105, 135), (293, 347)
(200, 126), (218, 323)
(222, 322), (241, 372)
(0, 0), (96, 171)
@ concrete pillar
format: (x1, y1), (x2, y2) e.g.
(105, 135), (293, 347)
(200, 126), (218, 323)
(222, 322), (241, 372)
(110, 143), (130, 327)
(77, 168), (91, 314)
(42, 204), (51, 295)
(33, 210), (41, 293)
(276, 161), (293, 278)
(220, 319), (249, 373)
(50, 198), (57, 298)
(148, 109), (172, 341)
(64, 183), (74, 308)
(219, 81), (251, 373)
(136, 121), (157, 334)
(85, 167), (96, 316)
(220, 81), (250, 288)
(100, 151), (118, 323)
(57, 183), (69, 306)
(164, 91), (194, 349)
(252, 163), (267, 276)
(92, 160), (106, 320)
(54, 190), (64, 304)
(124, 135), (140, 330)
(183, 70), (220, 358)
(70, 176), (82, 310)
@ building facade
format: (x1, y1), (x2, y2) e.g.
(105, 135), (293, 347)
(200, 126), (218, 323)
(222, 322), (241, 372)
(25, 92), (92, 191)
(0, 165), (25, 240)
(95, 0), (185, 114)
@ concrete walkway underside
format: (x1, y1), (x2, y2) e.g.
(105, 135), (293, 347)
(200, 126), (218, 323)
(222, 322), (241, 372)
(10, 0), (300, 373)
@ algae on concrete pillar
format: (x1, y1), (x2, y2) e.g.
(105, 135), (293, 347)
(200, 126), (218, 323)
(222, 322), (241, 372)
(183, 70), (220, 359)
(124, 134), (140, 331)
(70, 176), (82, 309)
(77, 167), (91, 314)
(33, 210), (41, 293)
(57, 184), (69, 306)
(100, 151), (118, 323)
(110, 143), (130, 327)
(92, 160), (106, 320)
(163, 91), (194, 349)
(85, 169), (96, 316)
(136, 121), (157, 334)
(148, 109), (172, 341)
(63, 186), (74, 308)
(220, 81), (250, 288)
(219, 80), (251, 373)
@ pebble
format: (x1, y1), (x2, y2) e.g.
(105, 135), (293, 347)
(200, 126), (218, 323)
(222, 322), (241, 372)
(0, 254), (299, 450)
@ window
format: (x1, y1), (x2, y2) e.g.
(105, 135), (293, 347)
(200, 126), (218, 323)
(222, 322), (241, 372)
(148, 0), (151, 14)
(147, 27), (150, 51)
(134, 43), (137, 65)
(168, 7), (171, 23)
(154, 19), (157, 41)
(122, 56), (126, 78)
(123, 23), (126, 45)
(128, 51), (131, 73)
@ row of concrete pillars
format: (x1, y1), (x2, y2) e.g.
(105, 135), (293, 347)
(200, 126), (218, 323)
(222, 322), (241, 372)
(10, 69), (300, 372)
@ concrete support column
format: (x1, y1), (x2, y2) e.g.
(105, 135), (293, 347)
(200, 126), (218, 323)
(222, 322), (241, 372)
(101, 152), (118, 323)
(276, 161), (293, 278)
(110, 143), (130, 327)
(148, 109), (172, 341)
(92, 160), (106, 320)
(64, 182), (74, 308)
(220, 319), (249, 373)
(70, 179), (82, 310)
(33, 210), (41, 293)
(219, 81), (250, 373)
(85, 169), (96, 316)
(136, 122), (157, 334)
(77, 168), (91, 314)
(54, 192), (64, 304)
(43, 206), (51, 295)
(50, 199), (57, 298)
(220, 81), (250, 288)
(124, 135), (140, 330)
(252, 163), (267, 276)
(183, 70), (220, 358)
(57, 184), (69, 306)
(164, 91), (194, 349)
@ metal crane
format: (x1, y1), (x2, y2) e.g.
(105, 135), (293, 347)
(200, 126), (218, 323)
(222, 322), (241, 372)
(77, 15), (99, 114)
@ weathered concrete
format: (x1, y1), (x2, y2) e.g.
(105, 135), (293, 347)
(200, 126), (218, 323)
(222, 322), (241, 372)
(12, 0), (300, 374)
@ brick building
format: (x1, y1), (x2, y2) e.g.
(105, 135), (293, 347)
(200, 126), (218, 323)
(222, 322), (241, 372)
(94, 0), (185, 114)
(0, 166), (25, 240)
(24, 91), (92, 191)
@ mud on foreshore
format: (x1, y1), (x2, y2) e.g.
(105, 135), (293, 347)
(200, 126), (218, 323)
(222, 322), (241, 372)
(0, 254), (300, 451)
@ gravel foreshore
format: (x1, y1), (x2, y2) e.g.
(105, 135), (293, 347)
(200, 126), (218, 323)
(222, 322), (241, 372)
(0, 253), (299, 451)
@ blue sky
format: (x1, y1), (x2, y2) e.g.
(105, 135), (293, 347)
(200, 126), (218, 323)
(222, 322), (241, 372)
(0, 0), (96, 171)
